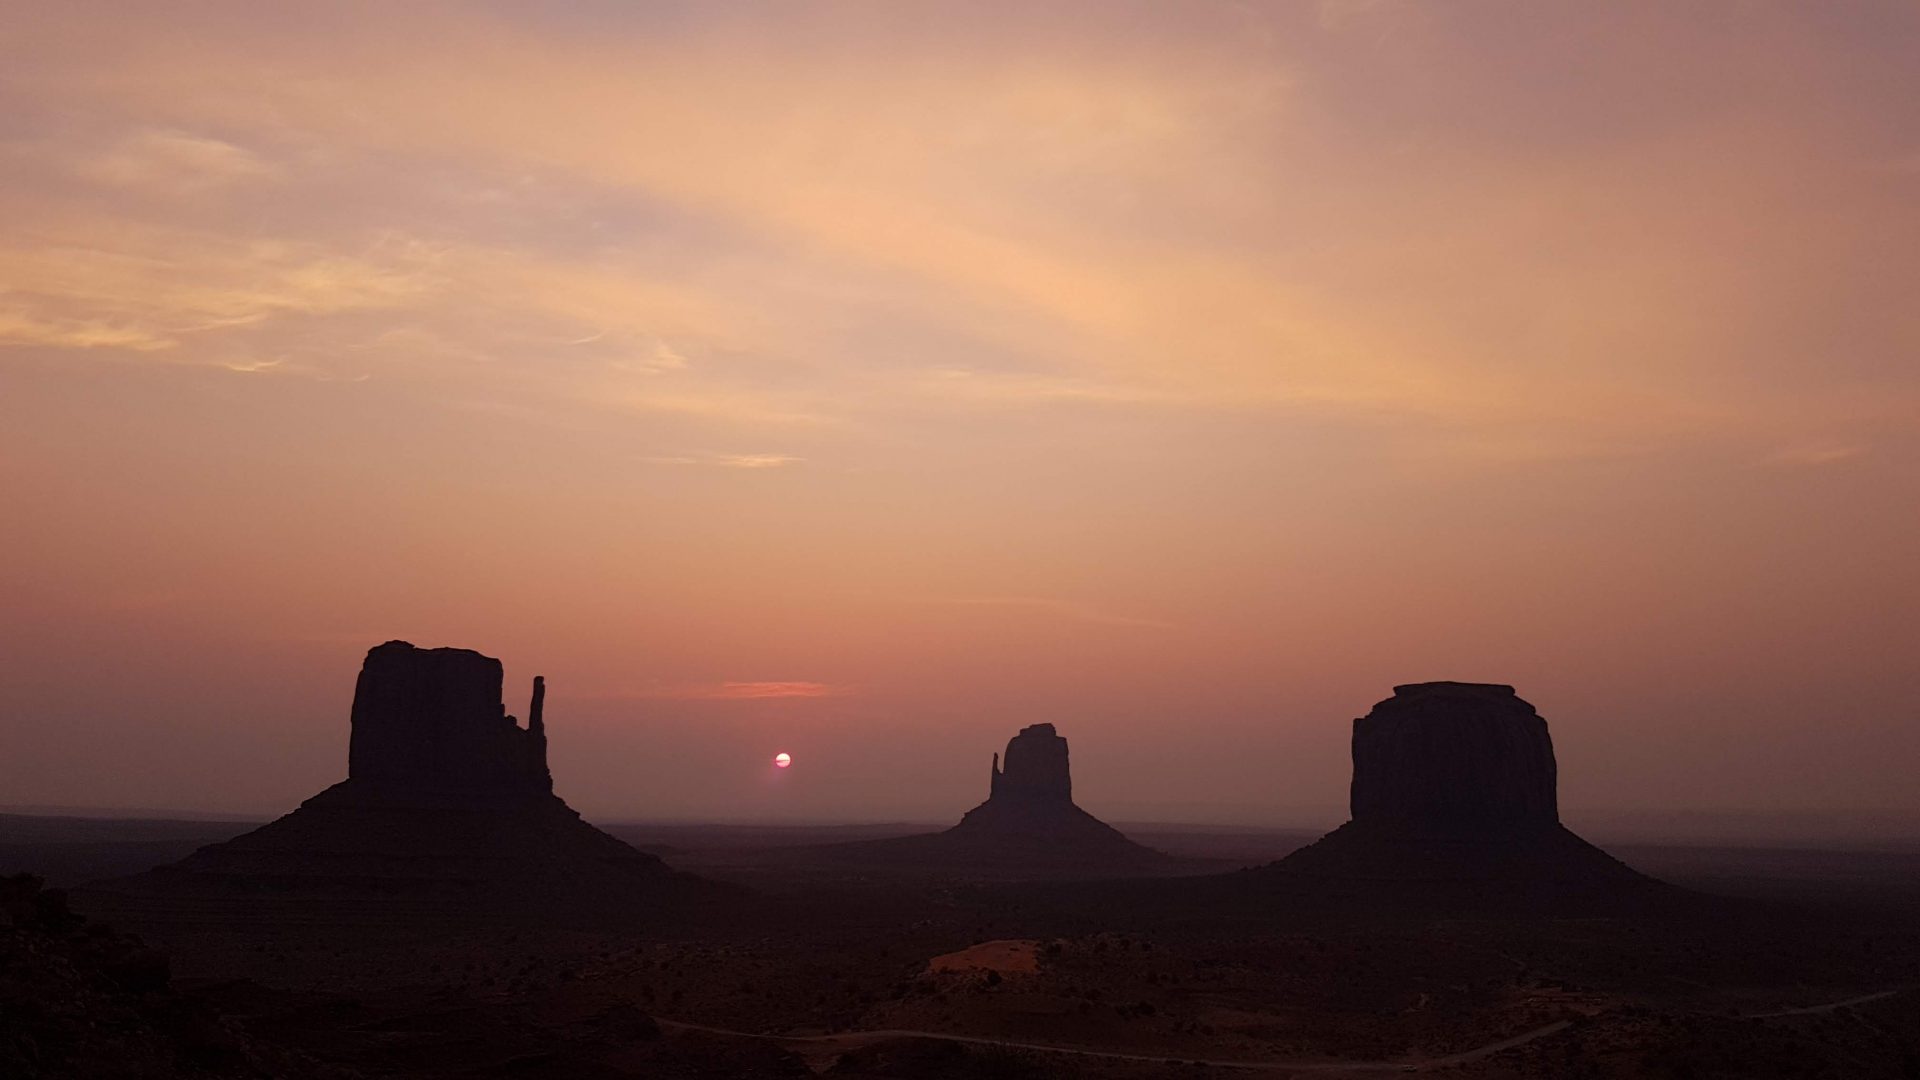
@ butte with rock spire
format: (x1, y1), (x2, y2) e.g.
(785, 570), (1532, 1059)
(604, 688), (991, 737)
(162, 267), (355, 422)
(817, 722), (1185, 880)
(103, 641), (716, 915)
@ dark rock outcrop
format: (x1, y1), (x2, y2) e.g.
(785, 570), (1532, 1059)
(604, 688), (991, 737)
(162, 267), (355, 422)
(1265, 682), (1652, 894)
(944, 723), (1152, 853)
(986, 722), (1073, 805)
(102, 642), (715, 914)
(1349, 682), (1557, 835)
(2, 874), (333, 1079)
(346, 642), (551, 798)
(821, 724), (1183, 879)
(948, 723), (1116, 842)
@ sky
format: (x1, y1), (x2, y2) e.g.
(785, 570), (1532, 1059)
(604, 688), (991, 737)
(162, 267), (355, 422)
(2, 1), (1916, 836)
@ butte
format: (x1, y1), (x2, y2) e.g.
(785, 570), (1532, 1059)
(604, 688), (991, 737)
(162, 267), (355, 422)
(1253, 681), (1657, 905)
(827, 723), (1186, 880)
(100, 641), (714, 916)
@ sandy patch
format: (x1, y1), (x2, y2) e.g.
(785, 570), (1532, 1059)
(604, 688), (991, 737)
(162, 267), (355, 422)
(926, 939), (1043, 975)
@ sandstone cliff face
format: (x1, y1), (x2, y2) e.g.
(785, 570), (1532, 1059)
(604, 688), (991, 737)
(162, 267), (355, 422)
(987, 723), (1073, 806)
(113, 642), (706, 911)
(1349, 682), (1557, 835)
(818, 723), (1181, 878)
(947, 723), (1158, 856)
(346, 641), (550, 800)
(1270, 681), (1652, 893)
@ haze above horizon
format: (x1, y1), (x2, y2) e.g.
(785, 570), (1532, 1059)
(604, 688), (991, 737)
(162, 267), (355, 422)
(2, 2), (1915, 830)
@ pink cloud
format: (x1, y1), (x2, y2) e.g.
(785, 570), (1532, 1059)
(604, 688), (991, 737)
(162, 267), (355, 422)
(587, 681), (846, 702)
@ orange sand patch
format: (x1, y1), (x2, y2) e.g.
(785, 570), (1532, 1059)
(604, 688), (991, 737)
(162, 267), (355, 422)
(926, 939), (1042, 975)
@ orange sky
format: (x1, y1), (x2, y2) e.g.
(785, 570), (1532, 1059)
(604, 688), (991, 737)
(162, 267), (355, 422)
(2, 2), (1916, 834)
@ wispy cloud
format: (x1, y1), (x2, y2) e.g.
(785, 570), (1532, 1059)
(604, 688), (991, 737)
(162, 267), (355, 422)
(595, 681), (845, 701)
(1767, 441), (1869, 467)
(1, 3), (1914, 460)
(215, 355), (370, 382)
(218, 357), (286, 373)
(0, 225), (443, 356)
(72, 128), (279, 194)
(0, 307), (174, 351)
(714, 453), (802, 469)
(604, 340), (690, 374)
(638, 452), (803, 469)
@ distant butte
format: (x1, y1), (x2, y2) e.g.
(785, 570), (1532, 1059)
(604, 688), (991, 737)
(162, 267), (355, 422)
(1260, 681), (1654, 894)
(824, 722), (1186, 879)
(105, 641), (716, 913)
(946, 723), (1141, 848)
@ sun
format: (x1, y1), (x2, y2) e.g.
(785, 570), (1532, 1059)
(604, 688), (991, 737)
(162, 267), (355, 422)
(773, 752), (792, 769)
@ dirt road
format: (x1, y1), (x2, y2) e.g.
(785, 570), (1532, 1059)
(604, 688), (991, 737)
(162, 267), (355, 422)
(658, 1015), (1577, 1072)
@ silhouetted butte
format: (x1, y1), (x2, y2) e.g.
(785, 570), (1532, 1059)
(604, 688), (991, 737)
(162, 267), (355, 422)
(1263, 682), (1654, 894)
(946, 723), (1134, 846)
(104, 641), (712, 912)
(828, 723), (1181, 878)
